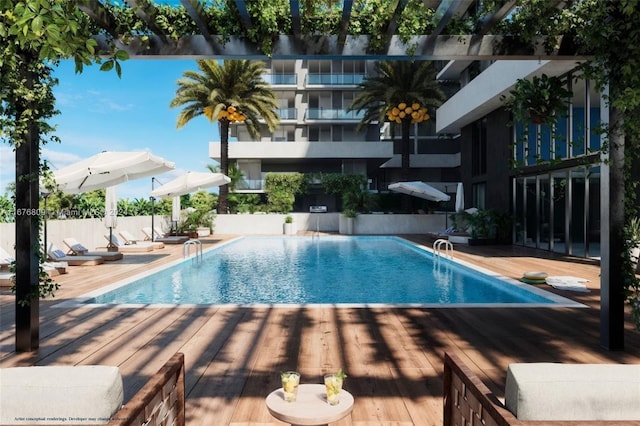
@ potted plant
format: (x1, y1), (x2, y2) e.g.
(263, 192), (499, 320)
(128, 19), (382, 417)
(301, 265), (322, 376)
(283, 214), (296, 235)
(501, 74), (573, 125)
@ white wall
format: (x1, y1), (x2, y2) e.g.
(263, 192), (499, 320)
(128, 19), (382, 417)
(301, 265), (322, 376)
(0, 215), (167, 255)
(0, 213), (448, 256)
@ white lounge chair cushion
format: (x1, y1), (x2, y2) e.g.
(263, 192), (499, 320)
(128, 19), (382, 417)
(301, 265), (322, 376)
(0, 365), (123, 424)
(505, 362), (640, 420)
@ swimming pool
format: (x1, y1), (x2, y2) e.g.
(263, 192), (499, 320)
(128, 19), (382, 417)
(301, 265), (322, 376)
(76, 236), (582, 307)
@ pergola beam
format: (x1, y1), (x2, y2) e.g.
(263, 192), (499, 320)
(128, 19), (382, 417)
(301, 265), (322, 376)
(477, 0), (518, 35)
(94, 34), (589, 61)
(384, 0), (409, 44)
(234, 0), (253, 30)
(125, 0), (171, 45)
(290, 0), (301, 35)
(337, 0), (354, 46)
(431, 0), (474, 38)
(77, 0), (121, 40)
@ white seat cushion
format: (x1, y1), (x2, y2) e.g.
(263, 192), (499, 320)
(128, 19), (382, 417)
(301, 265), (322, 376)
(505, 362), (640, 420)
(0, 365), (123, 424)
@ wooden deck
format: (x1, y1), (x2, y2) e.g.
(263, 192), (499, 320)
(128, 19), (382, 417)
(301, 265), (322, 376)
(2, 234), (640, 426)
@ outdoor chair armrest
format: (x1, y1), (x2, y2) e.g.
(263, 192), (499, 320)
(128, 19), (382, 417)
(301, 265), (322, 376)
(108, 352), (185, 426)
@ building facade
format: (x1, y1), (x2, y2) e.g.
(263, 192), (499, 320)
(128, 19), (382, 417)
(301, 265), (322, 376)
(209, 59), (460, 213)
(437, 60), (603, 259)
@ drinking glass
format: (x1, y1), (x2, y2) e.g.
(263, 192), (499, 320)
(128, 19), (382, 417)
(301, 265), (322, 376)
(324, 373), (343, 405)
(281, 371), (300, 402)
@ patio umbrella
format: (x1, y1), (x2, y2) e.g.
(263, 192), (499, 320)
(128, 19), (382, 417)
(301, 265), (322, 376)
(42, 150), (174, 248)
(104, 186), (118, 248)
(46, 151), (175, 194)
(150, 171), (231, 198)
(171, 196), (181, 231)
(455, 182), (465, 212)
(388, 181), (451, 202)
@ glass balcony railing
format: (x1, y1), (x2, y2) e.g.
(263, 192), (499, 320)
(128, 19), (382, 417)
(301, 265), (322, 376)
(235, 179), (264, 191)
(263, 74), (297, 85)
(306, 108), (364, 120)
(276, 108), (297, 119)
(307, 74), (365, 85)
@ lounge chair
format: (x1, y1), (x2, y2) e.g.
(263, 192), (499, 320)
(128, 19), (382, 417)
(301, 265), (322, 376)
(63, 237), (124, 261)
(0, 248), (67, 286)
(119, 230), (165, 249)
(47, 243), (104, 266)
(142, 227), (189, 244)
(104, 234), (155, 252)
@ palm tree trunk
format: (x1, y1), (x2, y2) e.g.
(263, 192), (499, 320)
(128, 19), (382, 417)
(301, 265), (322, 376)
(218, 119), (230, 214)
(401, 119), (412, 212)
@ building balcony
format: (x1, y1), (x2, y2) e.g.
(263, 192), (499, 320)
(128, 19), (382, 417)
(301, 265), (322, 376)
(305, 108), (364, 120)
(307, 74), (365, 86)
(209, 140), (393, 161)
(277, 108), (297, 120)
(380, 153), (461, 168)
(263, 73), (297, 85)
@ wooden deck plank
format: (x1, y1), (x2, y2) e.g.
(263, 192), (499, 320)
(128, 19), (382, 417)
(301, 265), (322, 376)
(2, 235), (640, 425)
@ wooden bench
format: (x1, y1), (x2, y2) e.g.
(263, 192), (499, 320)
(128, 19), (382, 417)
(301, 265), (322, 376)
(443, 352), (640, 425)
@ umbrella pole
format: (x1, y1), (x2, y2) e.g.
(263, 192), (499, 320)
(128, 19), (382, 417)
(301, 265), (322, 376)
(107, 227), (115, 250)
(151, 196), (155, 242)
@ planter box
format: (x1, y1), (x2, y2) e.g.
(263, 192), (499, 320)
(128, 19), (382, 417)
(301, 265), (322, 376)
(283, 222), (296, 235)
(449, 235), (469, 244)
(197, 227), (210, 237)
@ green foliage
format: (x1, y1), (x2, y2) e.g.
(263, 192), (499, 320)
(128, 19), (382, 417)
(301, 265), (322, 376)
(170, 59), (279, 214)
(320, 173), (365, 196)
(502, 74), (573, 126)
(264, 173), (306, 213)
(342, 184), (373, 217)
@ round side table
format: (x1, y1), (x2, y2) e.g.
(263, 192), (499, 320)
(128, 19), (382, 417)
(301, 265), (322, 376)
(265, 383), (354, 426)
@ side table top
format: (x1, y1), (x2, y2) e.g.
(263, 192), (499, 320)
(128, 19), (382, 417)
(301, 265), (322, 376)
(265, 383), (354, 426)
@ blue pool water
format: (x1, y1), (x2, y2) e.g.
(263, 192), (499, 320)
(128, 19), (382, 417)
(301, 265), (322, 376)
(86, 236), (575, 306)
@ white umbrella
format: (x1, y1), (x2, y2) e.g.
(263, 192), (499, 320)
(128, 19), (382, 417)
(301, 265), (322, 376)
(171, 195), (181, 229)
(150, 172), (231, 198)
(455, 182), (465, 212)
(388, 181), (451, 202)
(46, 151), (175, 194)
(104, 186), (118, 248)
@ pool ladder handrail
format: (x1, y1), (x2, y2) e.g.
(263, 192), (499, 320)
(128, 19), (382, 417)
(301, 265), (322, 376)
(312, 215), (320, 240)
(433, 238), (453, 259)
(183, 239), (202, 262)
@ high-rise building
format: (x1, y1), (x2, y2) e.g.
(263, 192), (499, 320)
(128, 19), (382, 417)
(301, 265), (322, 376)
(209, 59), (460, 212)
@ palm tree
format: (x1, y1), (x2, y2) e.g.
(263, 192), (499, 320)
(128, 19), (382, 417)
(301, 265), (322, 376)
(349, 61), (446, 210)
(170, 60), (280, 214)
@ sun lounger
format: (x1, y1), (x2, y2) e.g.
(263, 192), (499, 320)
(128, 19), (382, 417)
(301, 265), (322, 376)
(119, 230), (165, 249)
(104, 234), (155, 252)
(48, 243), (104, 266)
(142, 227), (189, 244)
(0, 248), (67, 286)
(63, 237), (124, 261)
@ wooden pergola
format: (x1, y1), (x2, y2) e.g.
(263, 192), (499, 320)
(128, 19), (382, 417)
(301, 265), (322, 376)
(16, 0), (625, 354)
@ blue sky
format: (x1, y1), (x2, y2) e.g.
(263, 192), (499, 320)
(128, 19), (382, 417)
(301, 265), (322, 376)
(0, 59), (222, 199)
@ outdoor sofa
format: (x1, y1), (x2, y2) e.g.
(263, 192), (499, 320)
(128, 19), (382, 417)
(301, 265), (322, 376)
(443, 352), (640, 425)
(0, 352), (185, 426)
